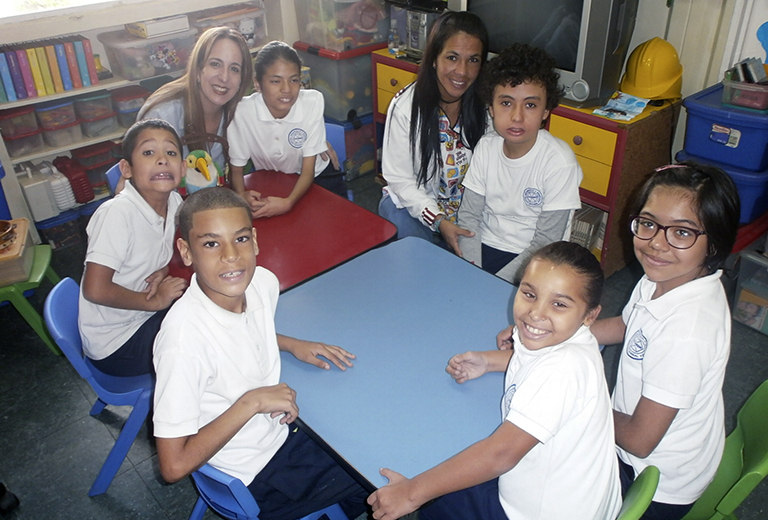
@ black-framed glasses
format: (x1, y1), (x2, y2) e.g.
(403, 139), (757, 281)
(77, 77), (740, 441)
(629, 216), (706, 250)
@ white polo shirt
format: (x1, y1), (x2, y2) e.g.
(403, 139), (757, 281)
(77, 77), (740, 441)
(614, 271), (730, 504)
(153, 268), (288, 485)
(228, 89), (328, 175)
(78, 180), (181, 360)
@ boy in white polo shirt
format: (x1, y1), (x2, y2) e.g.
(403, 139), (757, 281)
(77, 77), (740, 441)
(79, 119), (188, 377)
(458, 43), (582, 284)
(152, 187), (368, 520)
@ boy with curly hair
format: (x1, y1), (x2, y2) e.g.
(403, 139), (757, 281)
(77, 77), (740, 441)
(458, 43), (583, 284)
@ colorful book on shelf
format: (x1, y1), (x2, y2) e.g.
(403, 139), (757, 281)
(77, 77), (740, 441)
(53, 40), (74, 91)
(72, 38), (91, 87)
(35, 46), (55, 95)
(62, 38), (82, 89)
(0, 52), (17, 102)
(78, 36), (99, 86)
(25, 47), (47, 96)
(44, 43), (65, 93)
(3, 47), (28, 99)
(0, 77), (7, 103)
(14, 47), (37, 98)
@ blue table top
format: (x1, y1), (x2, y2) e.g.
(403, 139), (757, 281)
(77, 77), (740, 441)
(275, 237), (516, 489)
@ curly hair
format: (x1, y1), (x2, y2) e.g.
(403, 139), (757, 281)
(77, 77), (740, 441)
(479, 43), (563, 111)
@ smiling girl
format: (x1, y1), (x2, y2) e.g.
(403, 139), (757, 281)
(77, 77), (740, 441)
(591, 162), (741, 520)
(228, 40), (345, 218)
(368, 241), (621, 520)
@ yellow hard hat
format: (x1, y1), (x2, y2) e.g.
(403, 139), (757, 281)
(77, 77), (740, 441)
(620, 37), (683, 100)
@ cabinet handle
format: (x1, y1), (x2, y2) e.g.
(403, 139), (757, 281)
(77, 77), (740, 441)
(572, 135), (583, 146)
(390, 78), (398, 87)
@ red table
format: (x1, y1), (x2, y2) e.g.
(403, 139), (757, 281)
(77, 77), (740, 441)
(169, 171), (396, 291)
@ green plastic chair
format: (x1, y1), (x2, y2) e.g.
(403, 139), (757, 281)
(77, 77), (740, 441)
(682, 379), (768, 520)
(0, 244), (61, 355)
(617, 465), (660, 520)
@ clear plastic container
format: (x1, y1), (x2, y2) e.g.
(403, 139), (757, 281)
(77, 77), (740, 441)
(35, 101), (77, 130)
(722, 79), (768, 112)
(42, 120), (83, 147)
(97, 28), (197, 80)
(294, 0), (389, 52)
(74, 91), (114, 120)
(5, 129), (44, 158)
(117, 107), (140, 128)
(111, 85), (151, 112)
(71, 141), (116, 168)
(0, 106), (39, 138)
(80, 113), (119, 138)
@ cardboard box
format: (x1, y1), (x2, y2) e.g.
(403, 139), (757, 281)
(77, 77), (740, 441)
(0, 218), (33, 286)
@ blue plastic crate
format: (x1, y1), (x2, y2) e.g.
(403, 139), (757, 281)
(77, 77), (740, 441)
(683, 83), (768, 172)
(676, 151), (768, 224)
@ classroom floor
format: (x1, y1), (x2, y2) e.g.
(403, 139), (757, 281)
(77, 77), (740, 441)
(1, 172), (767, 520)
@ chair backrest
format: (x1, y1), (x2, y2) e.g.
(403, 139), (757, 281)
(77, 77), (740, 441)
(43, 277), (93, 381)
(682, 378), (768, 520)
(191, 464), (261, 520)
(325, 122), (346, 170)
(105, 163), (121, 194)
(616, 465), (660, 520)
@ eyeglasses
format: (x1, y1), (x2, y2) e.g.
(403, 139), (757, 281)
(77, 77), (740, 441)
(629, 216), (706, 250)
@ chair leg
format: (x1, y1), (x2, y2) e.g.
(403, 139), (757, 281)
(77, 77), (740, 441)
(5, 288), (60, 355)
(88, 389), (151, 496)
(90, 398), (108, 416)
(188, 496), (208, 520)
(44, 265), (61, 286)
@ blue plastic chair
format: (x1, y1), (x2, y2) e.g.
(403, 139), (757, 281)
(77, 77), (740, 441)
(105, 163), (121, 194)
(325, 121), (347, 172)
(43, 277), (154, 496)
(189, 463), (350, 520)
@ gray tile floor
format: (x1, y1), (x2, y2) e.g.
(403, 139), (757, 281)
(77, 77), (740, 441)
(0, 173), (766, 519)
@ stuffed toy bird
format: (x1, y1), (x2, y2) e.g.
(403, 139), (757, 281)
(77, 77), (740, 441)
(179, 150), (225, 197)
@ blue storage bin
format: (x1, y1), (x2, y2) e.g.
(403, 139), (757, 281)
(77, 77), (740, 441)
(676, 151), (768, 224)
(36, 209), (84, 250)
(682, 83), (768, 172)
(0, 164), (11, 220)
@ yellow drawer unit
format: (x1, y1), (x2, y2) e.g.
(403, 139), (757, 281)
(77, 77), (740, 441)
(549, 113), (618, 198)
(375, 62), (417, 115)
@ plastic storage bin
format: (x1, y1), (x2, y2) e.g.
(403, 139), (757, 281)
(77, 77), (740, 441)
(73, 91), (114, 120)
(190, 1), (268, 50)
(111, 85), (151, 112)
(42, 120), (83, 147)
(16, 165), (60, 222)
(294, 0), (388, 52)
(722, 78), (768, 112)
(294, 41), (385, 121)
(117, 107), (140, 128)
(35, 100), (77, 129)
(97, 27), (197, 80)
(676, 150), (768, 224)
(0, 106), (39, 138)
(733, 250), (768, 336)
(71, 141), (116, 168)
(5, 130), (44, 158)
(325, 114), (376, 180)
(35, 209), (84, 250)
(84, 158), (113, 188)
(682, 83), (768, 171)
(80, 112), (119, 138)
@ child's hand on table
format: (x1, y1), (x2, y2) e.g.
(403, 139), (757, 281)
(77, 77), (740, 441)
(446, 351), (489, 383)
(243, 189), (263, 213)
(252, 196), (293, 219)
(280, 336), (356, 371)
(368, 468), (420, 520)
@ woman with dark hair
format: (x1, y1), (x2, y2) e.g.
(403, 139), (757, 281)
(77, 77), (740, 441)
(138, 26), (253, 179)
(378, 11), (489, 254)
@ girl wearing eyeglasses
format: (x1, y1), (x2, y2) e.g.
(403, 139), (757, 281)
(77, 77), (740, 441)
(590, 161), (740, 520)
